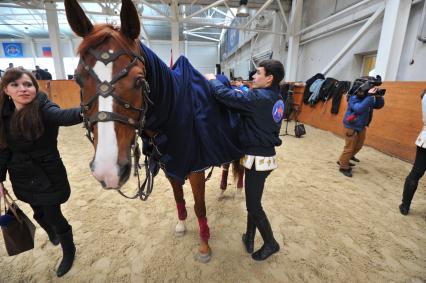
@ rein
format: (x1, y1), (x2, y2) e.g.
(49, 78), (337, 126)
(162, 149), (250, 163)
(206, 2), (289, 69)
(75, 47), (159, 201)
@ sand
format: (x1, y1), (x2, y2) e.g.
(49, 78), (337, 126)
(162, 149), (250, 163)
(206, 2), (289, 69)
(0, 123), (425, 283)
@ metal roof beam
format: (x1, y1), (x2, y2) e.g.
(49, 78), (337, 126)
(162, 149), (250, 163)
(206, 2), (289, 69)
(186, 0), (226, 20)
(183, 31), (220, 41)
(243, 0), (274, 29)
(142, 0), (171, 19)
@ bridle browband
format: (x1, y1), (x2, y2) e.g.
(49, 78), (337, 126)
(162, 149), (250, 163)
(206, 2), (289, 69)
(75, 46), (157, 201)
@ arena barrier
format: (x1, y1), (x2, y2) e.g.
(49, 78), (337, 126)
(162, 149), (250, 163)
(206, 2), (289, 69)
(39, 80), (426, 163)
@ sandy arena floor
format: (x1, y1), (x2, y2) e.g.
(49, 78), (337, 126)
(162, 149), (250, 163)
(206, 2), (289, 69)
(1, 123), (425, 282)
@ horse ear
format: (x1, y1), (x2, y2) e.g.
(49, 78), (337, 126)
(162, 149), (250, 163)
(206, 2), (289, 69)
(64, 0), (93, 37)
(120, 0), (140, 40)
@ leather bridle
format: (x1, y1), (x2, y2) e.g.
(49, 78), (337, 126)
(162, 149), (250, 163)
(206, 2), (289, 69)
(75, 47), (157, 201)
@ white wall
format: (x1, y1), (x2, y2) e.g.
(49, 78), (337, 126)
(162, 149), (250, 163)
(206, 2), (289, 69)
(0, 38), (218, 79)
(222, 11), (286, 80)
(398, 4), (426, 81)
(220, 0), (425, 82)
(296, 19), (383, 81)
(149, 40), (218, 74)
(297, 0), (426, 81)
(0, 38), (78, 79)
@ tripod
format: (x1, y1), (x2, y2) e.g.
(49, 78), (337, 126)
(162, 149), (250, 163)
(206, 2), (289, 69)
(280, 84), (300, 136)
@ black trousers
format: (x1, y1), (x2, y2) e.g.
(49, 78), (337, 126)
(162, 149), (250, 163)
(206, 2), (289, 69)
(30, 204), (70, 235)
(244, 167), (271, 219)
(408, 146), (426, 181)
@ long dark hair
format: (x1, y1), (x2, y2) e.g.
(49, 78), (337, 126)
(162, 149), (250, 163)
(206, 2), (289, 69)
(0, 68), (44, 148)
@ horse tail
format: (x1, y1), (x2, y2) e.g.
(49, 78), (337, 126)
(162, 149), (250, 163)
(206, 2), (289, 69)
(231, 160), (241, 182)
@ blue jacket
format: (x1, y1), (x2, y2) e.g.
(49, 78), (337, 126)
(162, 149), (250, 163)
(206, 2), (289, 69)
(343, 95), (384, 132)
(209, 79), (283, 156)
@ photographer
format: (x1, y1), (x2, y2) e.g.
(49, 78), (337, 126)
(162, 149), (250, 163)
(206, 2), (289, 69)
(338, 77), (385, 177)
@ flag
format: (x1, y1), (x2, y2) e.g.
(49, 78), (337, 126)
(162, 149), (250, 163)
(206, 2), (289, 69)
(2, 43), (23, 57)
(42, 46), (52, 57)
(169, 49), (173, 69)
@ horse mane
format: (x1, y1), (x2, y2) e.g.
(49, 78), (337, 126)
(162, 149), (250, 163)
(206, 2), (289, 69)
(77, 24), (139, 55)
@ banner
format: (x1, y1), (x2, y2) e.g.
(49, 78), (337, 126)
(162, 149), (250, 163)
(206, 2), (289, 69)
(225, 29), (239, 58)
(42, 46), (52, 57)
(2, 42), (23, 57)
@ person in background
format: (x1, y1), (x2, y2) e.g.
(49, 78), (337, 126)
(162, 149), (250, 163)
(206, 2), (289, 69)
(6, 63), (14, 70)
(338, 85), (385, 177)
(205, 59), (285, 261)
(0, 68), (82, 277)
(399, 90), (426, 215)
(44, 69), (53, 80)
(233, 77), (249, 93)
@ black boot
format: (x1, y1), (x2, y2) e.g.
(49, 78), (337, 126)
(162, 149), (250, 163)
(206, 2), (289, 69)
(56, 227), (76, 277)
(242, 213), (256, 253)
(399, 177), (418, 216)
(251, 215), (280, 261)
(34, 216), (59, 246)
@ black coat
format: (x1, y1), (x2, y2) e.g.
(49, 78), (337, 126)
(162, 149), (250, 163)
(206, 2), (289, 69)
(0, 93), (82, 205)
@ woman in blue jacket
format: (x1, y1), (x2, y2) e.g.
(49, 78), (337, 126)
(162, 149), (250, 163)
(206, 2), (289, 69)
(205, 60), (284, 261)
(338, 87), (385, 177)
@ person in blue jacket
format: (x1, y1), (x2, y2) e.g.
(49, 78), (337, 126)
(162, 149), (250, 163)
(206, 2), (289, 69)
(205, 59), (284, 261)
(233, 77), (249, 93)
(338, 86), (385, 177)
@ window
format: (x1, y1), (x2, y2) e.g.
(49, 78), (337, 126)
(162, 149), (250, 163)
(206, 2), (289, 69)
(361, 54), (376, 76)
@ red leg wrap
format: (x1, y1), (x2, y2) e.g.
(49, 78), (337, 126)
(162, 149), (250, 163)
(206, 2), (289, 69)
(197, 217), (210, 242)
(176, 201), (187, 220)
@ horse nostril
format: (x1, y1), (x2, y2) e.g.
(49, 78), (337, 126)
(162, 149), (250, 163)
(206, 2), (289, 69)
(100, 181), (107, 188)
(119, 163), (131, 178)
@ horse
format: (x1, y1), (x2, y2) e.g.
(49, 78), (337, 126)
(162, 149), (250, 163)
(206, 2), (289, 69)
(64, 0), (242, 263)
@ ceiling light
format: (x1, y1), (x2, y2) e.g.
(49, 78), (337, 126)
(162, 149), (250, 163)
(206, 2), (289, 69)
(236, 0), (249, 17)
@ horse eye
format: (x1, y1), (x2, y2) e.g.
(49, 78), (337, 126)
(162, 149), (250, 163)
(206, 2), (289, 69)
(134, 77), (144, 89)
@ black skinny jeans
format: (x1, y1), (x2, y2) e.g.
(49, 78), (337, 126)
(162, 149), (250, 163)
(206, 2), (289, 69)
(408, 146), (426, 181)
(244, 167), (271, 220)
(30, 204), (70, 235)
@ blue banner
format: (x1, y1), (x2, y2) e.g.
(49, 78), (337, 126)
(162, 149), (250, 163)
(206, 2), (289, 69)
(2, 42), (23, 57)
(223, 29), (239, 59)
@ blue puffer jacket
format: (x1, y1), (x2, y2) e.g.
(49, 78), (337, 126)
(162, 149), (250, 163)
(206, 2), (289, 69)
(343, 94), (385, 132)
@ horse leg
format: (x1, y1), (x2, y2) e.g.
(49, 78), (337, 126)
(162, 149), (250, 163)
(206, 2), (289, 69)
(169, 179), (187, 237)
(188, 171), (211, 263)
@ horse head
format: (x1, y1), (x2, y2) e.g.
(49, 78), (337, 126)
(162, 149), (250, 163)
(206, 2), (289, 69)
(65, 0), (148, 189)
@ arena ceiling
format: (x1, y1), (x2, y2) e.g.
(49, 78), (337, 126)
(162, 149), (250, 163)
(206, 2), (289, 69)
(0, 0), (292, 41)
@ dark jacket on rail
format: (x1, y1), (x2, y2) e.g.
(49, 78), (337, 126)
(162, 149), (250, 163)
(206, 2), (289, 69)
(209, 80), (283, 157)
(0, 93), (82, 205)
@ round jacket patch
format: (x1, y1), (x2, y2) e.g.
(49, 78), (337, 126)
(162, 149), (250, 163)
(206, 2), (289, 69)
(272, 99), (285, 123)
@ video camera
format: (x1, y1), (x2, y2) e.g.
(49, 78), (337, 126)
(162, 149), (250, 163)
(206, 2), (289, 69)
(348, 75), (386, 97)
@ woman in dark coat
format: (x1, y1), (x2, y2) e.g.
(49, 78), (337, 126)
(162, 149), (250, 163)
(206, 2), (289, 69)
(0, 68), (82, 277)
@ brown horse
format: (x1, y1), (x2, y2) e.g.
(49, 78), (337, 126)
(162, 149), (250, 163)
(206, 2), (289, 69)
(64, 0), (242, 263)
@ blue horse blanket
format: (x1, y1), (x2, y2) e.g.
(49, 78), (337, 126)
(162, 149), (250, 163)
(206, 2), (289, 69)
(140, 43), (242, 183)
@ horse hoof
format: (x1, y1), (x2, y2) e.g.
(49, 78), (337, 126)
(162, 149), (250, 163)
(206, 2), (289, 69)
(217, 191), (225, 201)
(174, 221), (186, 237)
(194, 250), (212, 263)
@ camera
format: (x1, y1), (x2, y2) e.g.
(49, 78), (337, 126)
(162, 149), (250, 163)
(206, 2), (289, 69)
(348, 75), (386, 97)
